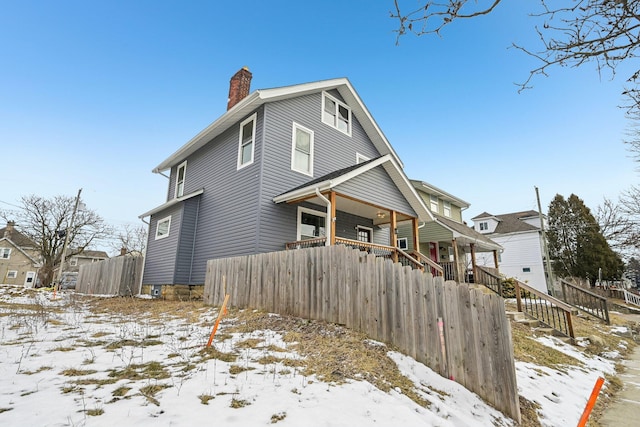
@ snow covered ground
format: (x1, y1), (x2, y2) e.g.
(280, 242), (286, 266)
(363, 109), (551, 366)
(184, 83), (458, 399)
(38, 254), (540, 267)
(0, 286), (630, 426)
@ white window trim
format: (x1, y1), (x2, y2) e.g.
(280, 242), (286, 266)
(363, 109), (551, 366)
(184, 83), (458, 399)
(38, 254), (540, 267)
(321, 91), (352, 136)
(0, 248), (11, 259)
(70, 257), (78, 266)
(296, 206), (327, 241)
(291, 122), (314, 177)
(7, 270), (17, 279)
(356, 225), (374, 243)
(155, 216), (172, 240)
(397, 237), (409, 250)
(356, 153), (370, 164)
(174, 161), (187, 198)
(237, 113), (257, 170)
(479, 222), (488, 231)
(443, 201), (451, 218)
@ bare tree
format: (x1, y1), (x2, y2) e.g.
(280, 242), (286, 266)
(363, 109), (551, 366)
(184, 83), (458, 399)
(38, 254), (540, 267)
(1, 194), (112, 286)
(109, 223), (147, 255)
(595, 196), (639, 254)
(391, 1), (640, 105)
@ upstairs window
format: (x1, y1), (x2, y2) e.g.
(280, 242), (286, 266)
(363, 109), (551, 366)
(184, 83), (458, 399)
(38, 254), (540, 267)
(0, 248), (10, 259)
(175, 161), (187, 198)
(322, 92), (351, 135)
(479, 222), (488, 231)
(443, 201), (451, 218)
(430, 195), (438, 213)
(70, 257), (78, 267)
(291, 123), (314, 176)
(237, 113), (256, 169)
(155, 216), (171, 240)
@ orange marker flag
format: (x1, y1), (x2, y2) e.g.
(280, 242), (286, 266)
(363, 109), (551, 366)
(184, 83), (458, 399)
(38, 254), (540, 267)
(206, 293), (230, 348)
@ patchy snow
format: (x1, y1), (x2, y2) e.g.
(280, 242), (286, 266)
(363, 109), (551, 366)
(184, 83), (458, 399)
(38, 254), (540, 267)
(0, 286), (625, 426)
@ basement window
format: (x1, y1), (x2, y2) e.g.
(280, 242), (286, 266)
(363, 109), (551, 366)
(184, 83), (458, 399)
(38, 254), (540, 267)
(522, 267), (531, 273)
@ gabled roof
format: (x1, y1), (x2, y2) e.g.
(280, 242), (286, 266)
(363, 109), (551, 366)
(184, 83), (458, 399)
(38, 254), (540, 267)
(476, 210), (542, 234)
(410, 179), (470, 209)
(152, 78), (402, 173)
(0, 225), (37, 248)
(435, 215), (502, 251)
(273, 155), (434, 222)
(471, 211), (497, 221)
(0, 237), (41, 266)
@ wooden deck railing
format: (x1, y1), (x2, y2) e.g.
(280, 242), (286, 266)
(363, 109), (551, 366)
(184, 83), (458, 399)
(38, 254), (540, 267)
(285, 237), (424, 271)
(411, 251), (444, 276)
(624, 289), (640, 308)
(438, 261), (456, 281)
(514, 278), (575, 341)
(476, 266), (503, 296)
(559, 279), (610, 324)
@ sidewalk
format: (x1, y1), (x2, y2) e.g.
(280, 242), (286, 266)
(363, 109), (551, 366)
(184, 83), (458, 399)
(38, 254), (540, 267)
(599, 312), (640, 426)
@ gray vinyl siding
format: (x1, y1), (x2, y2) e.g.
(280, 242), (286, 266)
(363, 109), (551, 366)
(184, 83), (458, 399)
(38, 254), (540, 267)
(143, 204), (182, 284)
(255, 93), (383, 253)
(336, 166), (416, 217)
(173, 197), (200, 284)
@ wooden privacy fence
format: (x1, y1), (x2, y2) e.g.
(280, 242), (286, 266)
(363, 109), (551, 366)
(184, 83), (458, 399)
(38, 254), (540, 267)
(203, 245), (520, 422)
(76, 255), (144, 296)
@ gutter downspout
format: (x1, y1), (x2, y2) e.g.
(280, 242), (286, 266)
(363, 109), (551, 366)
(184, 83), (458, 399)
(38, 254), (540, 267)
(315, 188), (332, 247)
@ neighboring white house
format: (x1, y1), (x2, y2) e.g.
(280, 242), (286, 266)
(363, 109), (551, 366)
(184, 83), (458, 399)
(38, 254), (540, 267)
(471, 210), (549, 294)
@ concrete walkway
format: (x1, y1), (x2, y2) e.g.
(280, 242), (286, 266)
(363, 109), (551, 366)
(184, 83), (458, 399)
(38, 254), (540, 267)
(599, 312), (640, 426)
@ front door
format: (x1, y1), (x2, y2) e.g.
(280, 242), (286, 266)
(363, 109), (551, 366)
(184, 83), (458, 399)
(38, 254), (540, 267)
(24, 271), (36, 288)
(429, 242), (437, 262)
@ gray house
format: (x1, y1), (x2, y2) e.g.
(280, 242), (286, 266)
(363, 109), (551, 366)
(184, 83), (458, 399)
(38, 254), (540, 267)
(140, 68), (434, 296)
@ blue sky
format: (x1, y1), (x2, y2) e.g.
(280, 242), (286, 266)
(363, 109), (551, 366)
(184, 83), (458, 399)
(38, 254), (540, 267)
(1, 1), (636, 252)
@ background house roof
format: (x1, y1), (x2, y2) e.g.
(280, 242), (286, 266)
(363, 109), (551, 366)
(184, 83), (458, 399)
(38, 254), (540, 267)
(435, 215), (502, 251)
(0, 224), (37, 248)
(410, 179), (470, 209)
(481, 211), (542, 234)
(152, 78), (403, 173)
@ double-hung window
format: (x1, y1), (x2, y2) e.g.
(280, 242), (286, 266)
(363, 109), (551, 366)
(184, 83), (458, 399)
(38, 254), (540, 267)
(175, 161), (187, 198)
(155, 216), (171, 240)
(0, 248), (10, 259)
(291, 123), (314, 176)
(237, 113), (256, 169)
(322, 92), (351, 135)
(443, 201), (451, 218)
(479, 222), (488, 231)
(430, 195), (438, 213)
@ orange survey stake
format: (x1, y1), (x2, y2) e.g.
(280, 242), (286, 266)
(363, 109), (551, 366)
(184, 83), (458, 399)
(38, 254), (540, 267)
(206, 293), (230, 347)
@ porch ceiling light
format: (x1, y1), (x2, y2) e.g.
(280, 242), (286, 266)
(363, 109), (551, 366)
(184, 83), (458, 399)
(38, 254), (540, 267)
(376, 211), (386, 219)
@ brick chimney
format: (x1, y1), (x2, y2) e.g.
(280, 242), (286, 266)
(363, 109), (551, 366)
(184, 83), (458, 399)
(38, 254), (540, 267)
(227, 67), (252, 110)
(4, 221), (15, 239)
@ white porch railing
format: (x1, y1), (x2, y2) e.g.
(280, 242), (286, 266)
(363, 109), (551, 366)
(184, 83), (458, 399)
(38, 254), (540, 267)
(624, 289), (640, 308)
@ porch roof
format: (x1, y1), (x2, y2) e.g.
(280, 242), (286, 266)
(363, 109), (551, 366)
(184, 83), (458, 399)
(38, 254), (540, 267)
(435, 215), (502, 252)
(272, 155), (434, 223)
(138, 188), (204, 218)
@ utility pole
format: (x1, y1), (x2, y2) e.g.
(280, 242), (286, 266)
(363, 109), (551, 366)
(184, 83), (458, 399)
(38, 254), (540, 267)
(56, 188), (82, 288)
(535, 186), (555, 296)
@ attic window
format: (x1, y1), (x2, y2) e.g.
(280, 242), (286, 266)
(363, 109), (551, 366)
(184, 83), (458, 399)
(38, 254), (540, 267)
(322, 92), (351, 136)
(443, 201), (451, 218)
(430, 195), (438, 212)
(237, 113), (256, 169)
(479, 222), (488, 231)
(0, 248), (10, 259)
